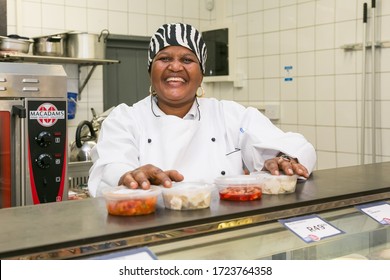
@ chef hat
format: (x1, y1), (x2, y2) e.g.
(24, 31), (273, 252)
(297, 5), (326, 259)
(148, 23), (207, 74)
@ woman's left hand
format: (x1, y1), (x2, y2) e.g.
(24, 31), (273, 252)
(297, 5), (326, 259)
(263, 156), (310, 178)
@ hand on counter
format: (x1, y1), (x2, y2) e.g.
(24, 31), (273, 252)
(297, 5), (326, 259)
(263, 156), (310, 178)
(118, 164), (184, 190)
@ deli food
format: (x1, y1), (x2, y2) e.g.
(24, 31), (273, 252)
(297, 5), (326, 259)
(251, 171), (298, 194)
(106, 196), (158, 216)
(102, 186), (161, 216)
(215, 175), (263, 201)
(161, 182), (214, 210)
(219, 185), (262, 201)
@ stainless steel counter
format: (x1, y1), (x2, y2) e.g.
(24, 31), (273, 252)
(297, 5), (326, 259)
(1, 162), (390, 259)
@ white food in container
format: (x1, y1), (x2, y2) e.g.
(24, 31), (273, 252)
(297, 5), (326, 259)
(251, 171), (298, 194)
(161, 182), (214, 210)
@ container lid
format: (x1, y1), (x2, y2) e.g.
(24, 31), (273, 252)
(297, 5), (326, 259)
(161, 182), (214, 194)
(102, 185), (161, 200)
(251, 171), (298, 180)
(0, 35), (33, 43)
(214, 175), (262, 185)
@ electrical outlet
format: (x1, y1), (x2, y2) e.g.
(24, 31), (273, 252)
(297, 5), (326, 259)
(264, 104), (280, 120)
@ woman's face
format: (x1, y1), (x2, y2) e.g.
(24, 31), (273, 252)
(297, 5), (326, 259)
(150, 45), (203, 114)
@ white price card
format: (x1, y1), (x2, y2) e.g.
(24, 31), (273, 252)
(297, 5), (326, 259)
(355, 201), (390, 225)
(279, 214), (344, 243)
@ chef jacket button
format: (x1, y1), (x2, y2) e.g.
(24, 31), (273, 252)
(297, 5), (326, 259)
(221, 171), (225, 175)
(148, 139), (152, 143)
(211, 137), (216, 142)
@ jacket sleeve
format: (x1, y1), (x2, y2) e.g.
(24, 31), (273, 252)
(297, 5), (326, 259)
(238, 106), (317, 174)
(88, 104), (140, 197)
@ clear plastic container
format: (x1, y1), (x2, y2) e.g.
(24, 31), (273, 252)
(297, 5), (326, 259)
(161, 182), (214, 210)
(102, 186), (161, 216)
(214, 175), (263, 201)
(251, 171), (298, 194)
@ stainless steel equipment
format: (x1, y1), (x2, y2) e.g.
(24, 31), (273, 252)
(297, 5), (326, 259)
(69, 106), (114, 163)
(66, 29), (109, 59)
(0, 35), (33, 54)
(32, 33), (68, 57)
(69, 120), (97, 162)
(0, 62), (68, 208)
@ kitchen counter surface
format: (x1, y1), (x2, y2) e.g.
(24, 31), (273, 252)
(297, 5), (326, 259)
(1, 162), (390, 259)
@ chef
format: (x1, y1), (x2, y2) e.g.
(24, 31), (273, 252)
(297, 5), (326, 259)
(88, 23), (317, 197)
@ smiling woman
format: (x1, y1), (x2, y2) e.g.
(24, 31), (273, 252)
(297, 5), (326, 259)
(149, 45), (203, 117)
(87, 22), (316, 198)
(147, 23), (207, 117)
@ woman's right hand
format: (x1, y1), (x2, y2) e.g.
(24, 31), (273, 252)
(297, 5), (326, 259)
(118, 164), (184, 190)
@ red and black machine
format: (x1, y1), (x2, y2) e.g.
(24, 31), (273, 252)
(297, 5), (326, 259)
(0, 62), (68, 208)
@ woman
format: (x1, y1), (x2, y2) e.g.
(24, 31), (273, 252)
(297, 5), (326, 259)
(88, 23), (316, 197)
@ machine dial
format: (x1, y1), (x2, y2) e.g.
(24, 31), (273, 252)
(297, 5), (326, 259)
(35, 131), (52, 147)
(36, 154), (53, 169)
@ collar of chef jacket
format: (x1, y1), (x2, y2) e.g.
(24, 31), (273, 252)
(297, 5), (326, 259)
(151, 96), (199, 120)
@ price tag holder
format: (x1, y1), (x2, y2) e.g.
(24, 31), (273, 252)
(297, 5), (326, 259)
(355, 201), (390, 225)
(85, 246), (158, 260)
(279, 214), (345, 243)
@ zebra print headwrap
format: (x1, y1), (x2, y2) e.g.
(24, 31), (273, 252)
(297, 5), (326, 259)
(148, 23), (207, 74)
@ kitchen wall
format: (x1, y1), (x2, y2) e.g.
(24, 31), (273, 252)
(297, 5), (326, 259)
(208, 0), (390, 170)
(6, 0), (390, 170)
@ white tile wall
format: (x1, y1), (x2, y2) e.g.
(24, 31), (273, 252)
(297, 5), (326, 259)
(297, 2), (315, 28)
(6, 0), (390, 170)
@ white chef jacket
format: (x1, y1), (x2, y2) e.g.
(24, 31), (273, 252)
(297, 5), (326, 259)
(88, 96), (316, 197)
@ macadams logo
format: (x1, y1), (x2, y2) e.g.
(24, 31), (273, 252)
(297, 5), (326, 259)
(29, 103), (65, 127)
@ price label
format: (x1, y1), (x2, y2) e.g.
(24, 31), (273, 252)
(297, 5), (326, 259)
(355, 201), (390, 225)
(279, 214), (344, 243)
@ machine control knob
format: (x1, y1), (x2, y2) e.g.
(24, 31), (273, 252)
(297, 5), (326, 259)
(36, 154), (53, 169)
(35, 131), (52, 147)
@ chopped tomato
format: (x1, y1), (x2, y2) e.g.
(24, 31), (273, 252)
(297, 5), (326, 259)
(106, 197), (158, 216)
(219, 185), (262, 201)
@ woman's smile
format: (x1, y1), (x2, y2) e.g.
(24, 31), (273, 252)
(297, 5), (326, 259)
(150, 45), (203, 114)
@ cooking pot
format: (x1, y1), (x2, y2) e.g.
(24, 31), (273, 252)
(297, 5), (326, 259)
(0, 35), (33, 53)
(70, 120), (97, 162)
(33, 33), (67, 57)
(66, 29), (109, 59)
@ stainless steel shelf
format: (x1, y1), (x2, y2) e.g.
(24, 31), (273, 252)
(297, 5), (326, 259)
(0, 52), (119, 66)
(0, 53), (120, 95)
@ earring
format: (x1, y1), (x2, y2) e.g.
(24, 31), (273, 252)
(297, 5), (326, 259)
(149, 86), (157, 96)
(196, 86), (205, 98)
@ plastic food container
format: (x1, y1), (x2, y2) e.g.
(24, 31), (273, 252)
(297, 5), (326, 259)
(102, 186), (161, 216)
(251, 171), (298, 194)
(214, 175), (263, 201)
(161, 182), (214, 210)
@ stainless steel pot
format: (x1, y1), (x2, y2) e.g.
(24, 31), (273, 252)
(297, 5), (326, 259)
(0, 35), (33, 53)
(33, 33), (67, 57)
(66, 29), (109, 59)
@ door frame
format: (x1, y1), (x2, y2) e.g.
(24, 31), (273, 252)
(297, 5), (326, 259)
(103, 34), (150, 110)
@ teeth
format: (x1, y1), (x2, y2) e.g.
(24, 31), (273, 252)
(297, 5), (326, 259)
(166, 77), (185, 82)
